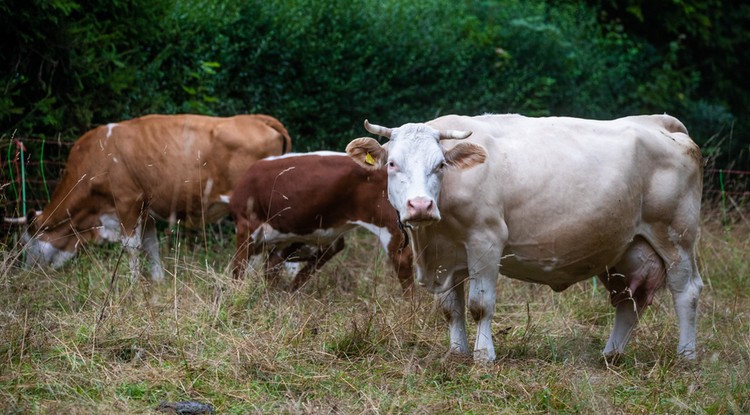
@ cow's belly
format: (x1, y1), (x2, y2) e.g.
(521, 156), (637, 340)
(251, 223), (354, 249)
(149, 200), (230, 227)
(499, 255), (608, 291)
(498, 198), (640, 290)
(500, 236), (632, 291)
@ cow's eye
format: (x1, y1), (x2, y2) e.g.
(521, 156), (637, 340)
(387, 160), (398, 170)
(435, 161), (447, 172)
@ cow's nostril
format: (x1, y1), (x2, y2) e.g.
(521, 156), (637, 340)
(407, 197), (433, 214)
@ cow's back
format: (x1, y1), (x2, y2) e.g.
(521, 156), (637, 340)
(102, 114), (290, 224)
(212, 114), (292, 192)
(231, 152), (392, 234)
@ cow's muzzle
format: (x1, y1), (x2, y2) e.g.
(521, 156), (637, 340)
(404, 197), (440, 225)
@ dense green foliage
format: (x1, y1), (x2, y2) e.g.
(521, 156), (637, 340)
(2, 0), (748, 158)
(588, 0), (750, 160)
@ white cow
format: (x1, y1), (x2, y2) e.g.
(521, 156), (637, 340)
(346, 114), (704, 362)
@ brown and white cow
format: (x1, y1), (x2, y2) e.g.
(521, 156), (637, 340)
(229, 151), (414, 294)
(347, 114), (704, 361)
(17, 114), (291, 281)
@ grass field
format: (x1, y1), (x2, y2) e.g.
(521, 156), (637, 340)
(0, 207), (748, 414)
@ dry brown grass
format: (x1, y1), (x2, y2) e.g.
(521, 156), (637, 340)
(0, 205), (748, 414)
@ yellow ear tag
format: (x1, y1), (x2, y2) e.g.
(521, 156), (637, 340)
(365, 152), (376, 166)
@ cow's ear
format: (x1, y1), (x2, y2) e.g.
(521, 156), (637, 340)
(443, 142), (487, 170)
(346, 137), (387, 169)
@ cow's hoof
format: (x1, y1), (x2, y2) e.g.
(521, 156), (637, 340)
(602, 350), (623, 366)
(677, 347), (698, 360)
(472, 349), (496, 364)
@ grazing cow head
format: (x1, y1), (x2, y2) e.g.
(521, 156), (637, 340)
(346, 120), (486, 227)
(5, 210), (73, 268)
(19, 210), (78, 269)
(18, 208), (119, 270)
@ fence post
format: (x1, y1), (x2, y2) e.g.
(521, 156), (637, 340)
(19, 140), (27, 218)
(6, 137), (15, 205)
(40, 136), (51, 202)
(719, 169), (726, 226)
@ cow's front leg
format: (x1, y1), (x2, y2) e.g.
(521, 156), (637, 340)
(264, 250), (285, 287)
(468, 272), (498, 362)
(231, 218), (252, 279)
(288, 238), (346, 291)
(121, 216), (144, 282)
(117, 199), (149, 282)
(437, 275), (469, 356)
(142, 216), (164, 282)
(467, 240), (501, 363)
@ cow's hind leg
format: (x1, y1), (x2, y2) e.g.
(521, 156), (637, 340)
(600, 274), (645, 360)
(667, 245), (703, 359)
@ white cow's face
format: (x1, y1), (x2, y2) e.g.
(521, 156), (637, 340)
(386, 124), (447, 226)
(347, 121), (487, 228)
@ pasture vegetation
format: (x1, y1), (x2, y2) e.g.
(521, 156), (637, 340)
(2, 0), (748, 413)
(0, 205), (748, 414)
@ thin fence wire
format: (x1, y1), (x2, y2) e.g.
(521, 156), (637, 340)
(703, 168), (750, 226)
(2, 136), (71, 240)
(704, 169), (750, 197)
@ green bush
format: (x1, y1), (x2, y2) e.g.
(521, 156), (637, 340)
(0, 0), (174, 135)
(1, 0), (746, 158)
(213, 0), (509, 150)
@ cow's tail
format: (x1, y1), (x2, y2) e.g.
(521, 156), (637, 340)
(656, 114), (703, 174)
(256, 114), (292, 154)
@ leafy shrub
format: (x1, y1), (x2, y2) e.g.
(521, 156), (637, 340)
(1, 0), (746, 158)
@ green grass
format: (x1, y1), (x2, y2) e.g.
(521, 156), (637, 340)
(0, 209), (748, 414)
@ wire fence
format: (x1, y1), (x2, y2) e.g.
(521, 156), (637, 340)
(2, 136), (71, 239)
(2, 136), (749, 242)
(703, 168), (750, 225)
(704, 169), (750, 198)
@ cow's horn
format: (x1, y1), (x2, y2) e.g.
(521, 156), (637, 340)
(4, 216), (26, 224)
(439, 130), (473, 140)
(364, 119), (393, 138)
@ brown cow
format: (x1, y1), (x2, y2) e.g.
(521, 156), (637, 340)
(17, 114), (291, 281)
(229, 151), (414, 294)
